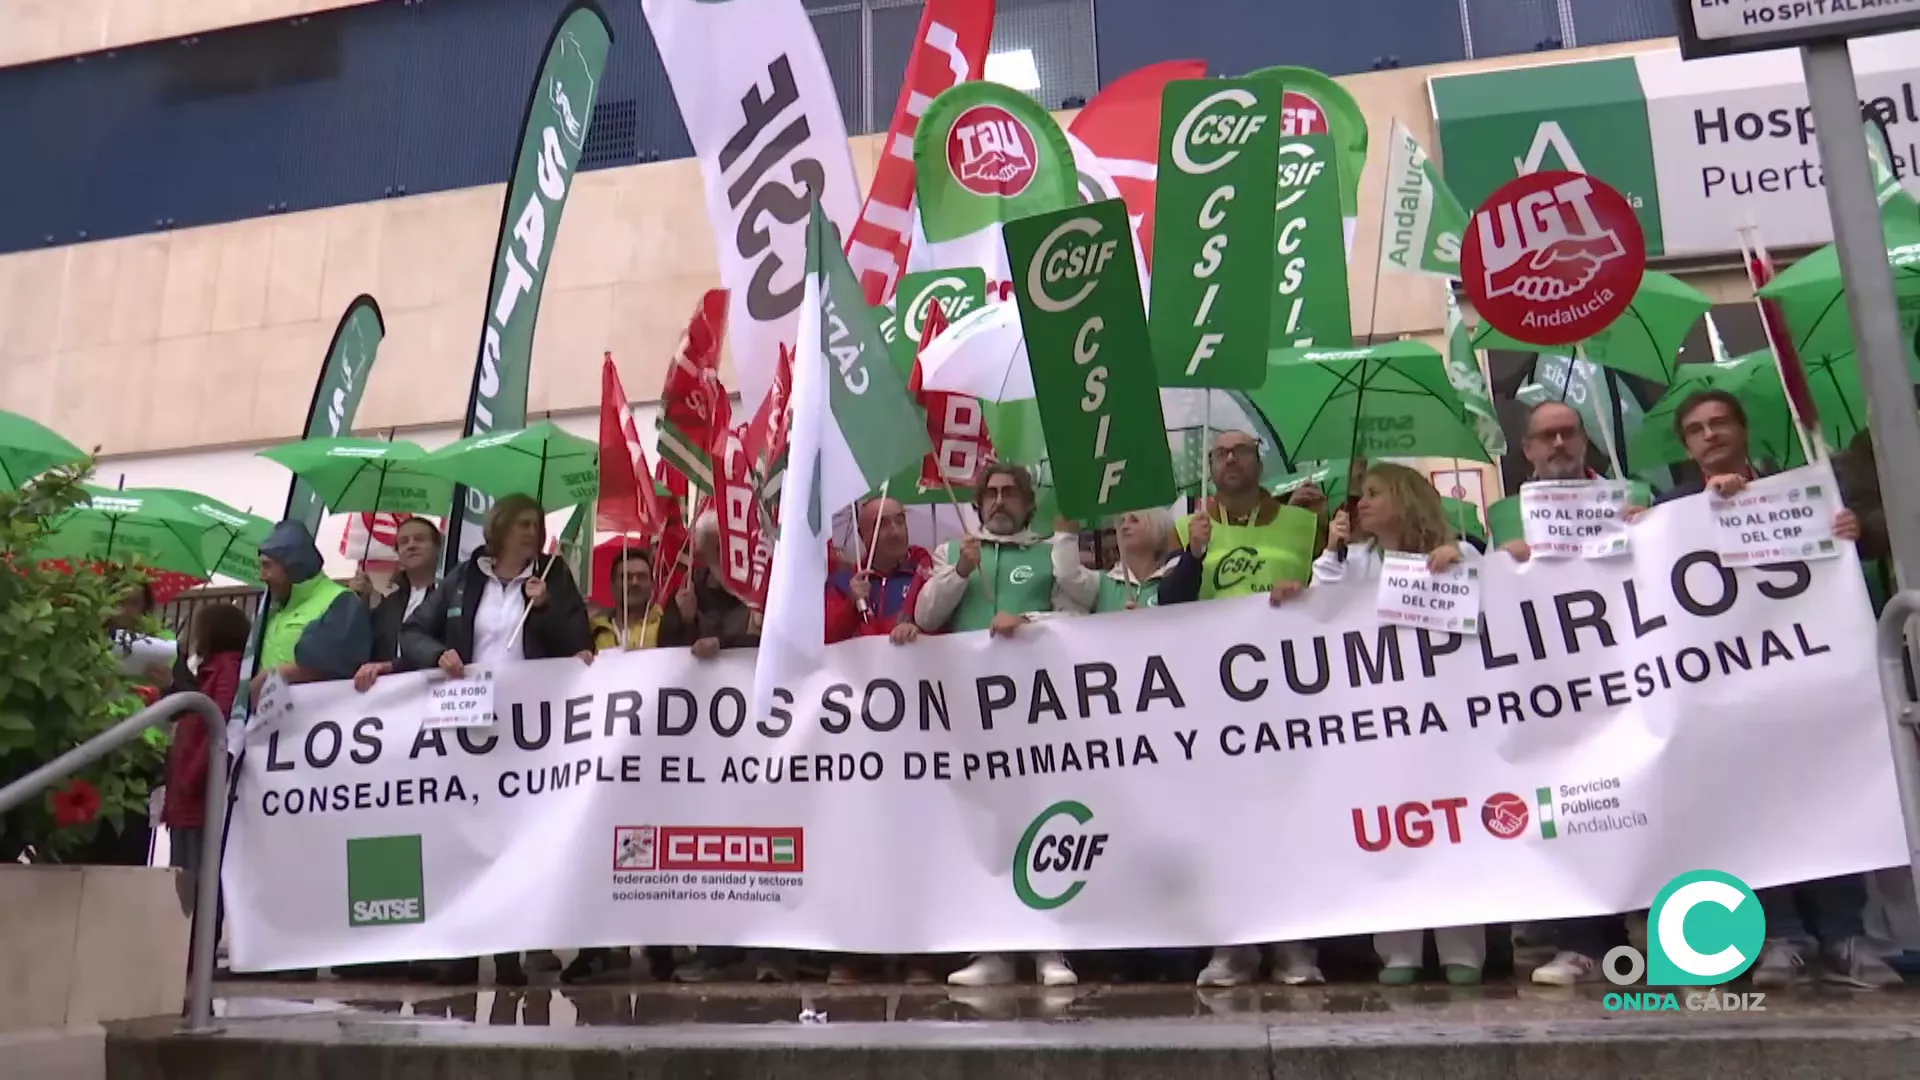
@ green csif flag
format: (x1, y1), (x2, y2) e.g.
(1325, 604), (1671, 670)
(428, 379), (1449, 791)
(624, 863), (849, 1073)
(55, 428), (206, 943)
(1378, 119), (1468, 279)
(1150, 78), (1282, 390)
(1268, 129), (1353, 349)
(284, 296), (386, 532)
(445, 0), (612, 569)
(1249, 66), (1369, 236)
(1444, 290), (1506, 457)
(1004, 198), (1174, 520)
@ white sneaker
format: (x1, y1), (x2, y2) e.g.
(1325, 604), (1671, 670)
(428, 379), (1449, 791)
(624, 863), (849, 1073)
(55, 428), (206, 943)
(1822, 938), (1905, 989)
(1751, 941), (1807, 988)
(1034, 951), (1078, 987)
(1267, 942), (1325, 986)
(1530, 951), (1599, 986)
(1197, 946), (1259, 987)
(947, 953), (1017, 987)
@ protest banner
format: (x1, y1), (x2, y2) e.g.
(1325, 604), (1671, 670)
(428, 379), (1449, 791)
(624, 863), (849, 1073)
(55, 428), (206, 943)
(1710, 470), (1841, 568)
(1520, 479), (1635, 559)
(1375, 553), (1482, 634)
(1149, 78), (1281, 389)
(223, 468), (1905, 971)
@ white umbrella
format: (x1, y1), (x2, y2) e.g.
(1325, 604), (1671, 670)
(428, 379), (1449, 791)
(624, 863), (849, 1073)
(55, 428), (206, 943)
(913, 302), (1034, 402)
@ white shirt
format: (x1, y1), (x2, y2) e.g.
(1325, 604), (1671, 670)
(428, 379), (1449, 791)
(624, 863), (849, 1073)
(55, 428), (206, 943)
(402, 584), (430, 623)
(471, 558), (532, 665)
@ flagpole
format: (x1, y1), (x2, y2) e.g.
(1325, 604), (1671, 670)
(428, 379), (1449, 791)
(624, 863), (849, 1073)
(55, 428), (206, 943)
(1578, 348), (1625, 479)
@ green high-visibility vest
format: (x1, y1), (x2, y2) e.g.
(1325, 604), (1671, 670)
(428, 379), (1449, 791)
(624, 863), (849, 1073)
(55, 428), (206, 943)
(262, 576), (349, 670)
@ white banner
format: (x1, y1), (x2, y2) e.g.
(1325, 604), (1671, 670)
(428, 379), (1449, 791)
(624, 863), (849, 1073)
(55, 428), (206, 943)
(224, 473), (1908, 971)
(642, 0), (862, 414)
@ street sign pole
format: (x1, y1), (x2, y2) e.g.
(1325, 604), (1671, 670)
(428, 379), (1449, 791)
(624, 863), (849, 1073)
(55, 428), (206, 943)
(1803, 44), (1920, 589)
(1675, 0), (1920, 911)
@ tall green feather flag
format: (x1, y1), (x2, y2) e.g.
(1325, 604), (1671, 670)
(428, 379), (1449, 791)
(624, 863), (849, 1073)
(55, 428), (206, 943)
(754, 205), (933, 719)
(444, 1), (612, 571)
(285, 296), (387, 532)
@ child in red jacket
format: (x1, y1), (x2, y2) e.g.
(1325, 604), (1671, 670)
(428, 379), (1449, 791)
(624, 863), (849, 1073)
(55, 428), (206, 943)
(163, 602), (250, 881)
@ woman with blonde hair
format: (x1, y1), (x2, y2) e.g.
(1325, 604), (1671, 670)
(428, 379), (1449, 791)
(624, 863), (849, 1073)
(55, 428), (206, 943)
(1055, 507), (1184, 612)
(399, 492), (594, 987)
(1277, 461), (1486, 985)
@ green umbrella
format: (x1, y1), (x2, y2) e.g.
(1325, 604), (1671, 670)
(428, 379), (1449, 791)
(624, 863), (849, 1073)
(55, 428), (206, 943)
(257, 437), (453, 517)
(150, 489), (274, 585)
(1253, 342), (1492, 464)
(0, 410), (86, 491)
(1267, 459), (1355, 505)
(419, 421), (599, 511)
(1441, 496), (1486, 543)
(1756, 215), (1920, 362)
(37, 486), (215, 577)
(1473, 271), (1712, 385)
(1638, 349), (1915, 471)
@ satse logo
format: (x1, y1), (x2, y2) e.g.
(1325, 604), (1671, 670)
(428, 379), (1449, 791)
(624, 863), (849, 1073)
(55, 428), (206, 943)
(1013, 800), (1107, 910)
(548, 32), (596, 150)
(1604, 870), (1766, 990)
(948, 105), (1038, 196)
(346, 834), (426, 928)
(1462, 169), (1644, 348)
(1026, 216), (1130, 505)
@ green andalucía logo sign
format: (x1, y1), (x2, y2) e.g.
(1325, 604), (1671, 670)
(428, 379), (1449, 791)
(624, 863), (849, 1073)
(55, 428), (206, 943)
(347, 834), (426, 928)
(1012, 800), (1107, 910)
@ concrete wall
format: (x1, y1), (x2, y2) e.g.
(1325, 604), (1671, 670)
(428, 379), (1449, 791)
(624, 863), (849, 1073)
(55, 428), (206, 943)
(0, 0), (375, 68)
(0, 40), (1753, 463)
(0, 866), (190, 1034)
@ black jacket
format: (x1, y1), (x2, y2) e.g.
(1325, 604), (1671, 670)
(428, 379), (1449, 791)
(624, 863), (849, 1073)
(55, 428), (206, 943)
(657, 569), (759, 649)
(397, 551), (592, 670)
(366, 577), (430, 664)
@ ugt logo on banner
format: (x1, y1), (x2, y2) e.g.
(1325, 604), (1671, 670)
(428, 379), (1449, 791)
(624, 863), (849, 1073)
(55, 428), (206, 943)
(1602, 870), (1769, 1012)
(1463, 170), (1645, 348)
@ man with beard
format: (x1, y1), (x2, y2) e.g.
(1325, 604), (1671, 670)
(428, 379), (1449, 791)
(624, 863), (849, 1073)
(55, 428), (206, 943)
(913, 463), (1085, 988)
(827, 497), (930, 645)
(658, 511), (758, 659)
(1500, 402), (1648, 564)
(914, 463), (1088, 641)
(1163, 430), (1321, 606)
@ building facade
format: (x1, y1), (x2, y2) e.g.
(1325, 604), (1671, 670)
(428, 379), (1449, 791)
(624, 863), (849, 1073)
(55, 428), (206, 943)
(6, 0), (1906, 575)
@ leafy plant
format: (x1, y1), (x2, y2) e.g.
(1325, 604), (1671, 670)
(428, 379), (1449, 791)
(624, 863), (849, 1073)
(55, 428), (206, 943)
(0, 461), (165, 860)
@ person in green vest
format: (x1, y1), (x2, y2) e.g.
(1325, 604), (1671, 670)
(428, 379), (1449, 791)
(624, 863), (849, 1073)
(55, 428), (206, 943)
(916, 463), (1084, 991)
(249, 520), (373, 705)
(1167, 430), (1322, 606)
(914, 462), (1088, 641)
(1054, 508), (1182, 613)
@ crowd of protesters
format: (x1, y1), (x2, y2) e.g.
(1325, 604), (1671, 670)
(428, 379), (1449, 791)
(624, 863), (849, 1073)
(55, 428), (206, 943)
(120, 387), (1905, 991)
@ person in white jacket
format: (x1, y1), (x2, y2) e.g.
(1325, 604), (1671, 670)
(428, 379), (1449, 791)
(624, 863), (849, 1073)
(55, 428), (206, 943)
(1275, 462), (1488, 986)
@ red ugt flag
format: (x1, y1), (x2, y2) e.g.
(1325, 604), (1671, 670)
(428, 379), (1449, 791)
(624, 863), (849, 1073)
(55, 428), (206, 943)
(596, 353), (665, 537)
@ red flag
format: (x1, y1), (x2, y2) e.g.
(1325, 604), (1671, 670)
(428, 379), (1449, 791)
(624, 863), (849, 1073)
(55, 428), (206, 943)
(1067, 59), (1208, 270)
(742, 344), (794, 512)
(909, 302), (993, 488)
(842, 0), (997, 303)
(1740, 227), (1823, 458)
(708, 425), (773, 611)
(596, 353), (665, 537)
(658, 290), (733, 492)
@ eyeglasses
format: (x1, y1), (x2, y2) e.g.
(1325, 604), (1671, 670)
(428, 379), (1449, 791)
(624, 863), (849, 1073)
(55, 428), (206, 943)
(1527, 426), (1582, 446)
(1209, 445), (1259, 463)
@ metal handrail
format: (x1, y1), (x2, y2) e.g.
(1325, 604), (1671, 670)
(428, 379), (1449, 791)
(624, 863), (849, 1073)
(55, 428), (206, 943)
(0, 692), (228, 1034)
(1874, 592), (1920, 907)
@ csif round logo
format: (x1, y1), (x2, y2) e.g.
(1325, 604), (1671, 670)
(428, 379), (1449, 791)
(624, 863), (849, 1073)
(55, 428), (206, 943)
(1462, 169), (1645, 347)
(1481, 792), (1530, 839)
(947, 105), (1039, 197)
(1008, 564), (1036, 586)
(1169, 88), (1269, 177)
(1024, 215), (1116, 315)
(1012, 800), (1108, 910)
(903, 275), (973, 341)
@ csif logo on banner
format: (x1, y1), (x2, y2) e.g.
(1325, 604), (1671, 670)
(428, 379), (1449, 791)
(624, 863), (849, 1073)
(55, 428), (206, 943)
(902, 274), (981, 341)
(1602, 871), (1768, 1013)
(1013, 800), (1108, 910)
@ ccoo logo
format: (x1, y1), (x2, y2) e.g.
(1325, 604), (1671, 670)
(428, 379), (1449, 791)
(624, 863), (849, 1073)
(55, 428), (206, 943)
(948, 105), (1038, 197)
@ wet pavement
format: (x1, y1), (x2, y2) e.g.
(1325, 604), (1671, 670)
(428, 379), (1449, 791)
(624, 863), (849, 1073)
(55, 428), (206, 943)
(205, 974), (1920, 1029)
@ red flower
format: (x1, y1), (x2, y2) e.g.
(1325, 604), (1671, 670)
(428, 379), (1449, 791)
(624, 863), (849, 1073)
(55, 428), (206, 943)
(51, 779), (102, 828)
